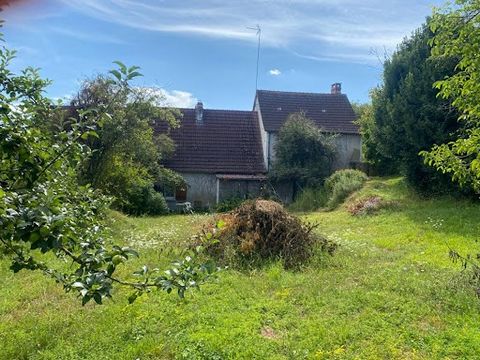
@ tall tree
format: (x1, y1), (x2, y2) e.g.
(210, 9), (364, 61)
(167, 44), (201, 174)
(422, 0), (480, 193)
(353, 94), (395, 175)
(270, 112), (336, 194)
(0, 38), (214, 304)
(361, 22), (460, 192)
(69, 74), (184, 215)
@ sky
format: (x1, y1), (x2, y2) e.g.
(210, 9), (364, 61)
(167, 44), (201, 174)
(2, 0), (443, 109)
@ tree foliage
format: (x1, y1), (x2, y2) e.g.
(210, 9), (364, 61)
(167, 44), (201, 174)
(66, 74), (183, 215)
(270, 112), (336, 192)
(418, 1), (480, 297)
(421, 0), (480, 193)
(354, 91), (394, 175)
(359, 22), (461, 192)
(0, 35), (215, 305)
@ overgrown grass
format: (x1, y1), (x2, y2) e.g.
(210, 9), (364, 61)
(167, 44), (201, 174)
(290, 169), (368, 212)
(289, 187), (328, 212)
(324, 169), (368, 208)
(1, 177), (480, 359)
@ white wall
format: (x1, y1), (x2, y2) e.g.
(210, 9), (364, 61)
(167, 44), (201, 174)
(268, 132), (278, 169)
(254, 97), (269, 170)
(333, 134), (362, 170)
(267, 132), (362, 170)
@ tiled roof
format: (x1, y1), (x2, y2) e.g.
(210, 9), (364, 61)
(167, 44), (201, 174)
(256, 90), (359, 134)
(155, 109), (266, 174)
(216, 174), (267, 180)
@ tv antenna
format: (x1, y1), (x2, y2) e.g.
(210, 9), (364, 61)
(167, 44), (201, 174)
(247, 24), (261, 90)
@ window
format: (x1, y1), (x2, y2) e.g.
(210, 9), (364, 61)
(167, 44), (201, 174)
(175, 186), (187, 202)
(161, 185), (175, 200)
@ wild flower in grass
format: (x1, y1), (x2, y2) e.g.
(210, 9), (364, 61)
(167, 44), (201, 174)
(425, 217), (444, 230)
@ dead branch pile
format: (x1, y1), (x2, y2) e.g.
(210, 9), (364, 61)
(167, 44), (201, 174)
(201, 199), (335, 269)
(347, 196), (398, 216)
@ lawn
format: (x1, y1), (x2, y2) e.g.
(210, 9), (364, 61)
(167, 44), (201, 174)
(1, 177), (479, 359)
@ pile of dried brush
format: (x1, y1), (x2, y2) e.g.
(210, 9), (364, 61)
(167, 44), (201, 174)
(198, 199), (336, 269)
(347, 196), (398, 216)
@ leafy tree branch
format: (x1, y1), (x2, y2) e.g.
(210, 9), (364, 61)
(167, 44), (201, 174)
(0, 33), (216, 305)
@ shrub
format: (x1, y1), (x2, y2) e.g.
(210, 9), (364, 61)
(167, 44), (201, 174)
(270, 112), (337, 191)
(197, 200), (336, 269)
(123, 184), (169, 216)
(214, 197), (246, 213)
(0, 45), (213, 304)
(324, 169), (368, 208)
(70, 73), (183, 217)
(98, 156), (169, 216)
(289, 187), (328, 212)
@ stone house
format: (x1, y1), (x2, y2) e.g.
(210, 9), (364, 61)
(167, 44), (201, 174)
(254, 84), (361, 172)
(159, 107), (266, 209)
(158, 84), (361, 208)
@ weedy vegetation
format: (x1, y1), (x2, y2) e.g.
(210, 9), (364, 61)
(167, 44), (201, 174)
(2, 177), (480, 359)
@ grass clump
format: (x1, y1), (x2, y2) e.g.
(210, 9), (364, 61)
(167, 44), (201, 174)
(324, 169), (368, 209)
(289, 187), (328, 212)
(200, 199), (336, 269)
(290, 169), (368, 212)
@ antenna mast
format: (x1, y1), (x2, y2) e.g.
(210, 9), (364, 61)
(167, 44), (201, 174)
(247, 24), (261, 90)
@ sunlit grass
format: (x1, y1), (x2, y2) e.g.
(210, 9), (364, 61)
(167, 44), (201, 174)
(1, 177), (479, 359)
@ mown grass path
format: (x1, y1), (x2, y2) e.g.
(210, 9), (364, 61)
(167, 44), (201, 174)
(1, 178), (479, 359)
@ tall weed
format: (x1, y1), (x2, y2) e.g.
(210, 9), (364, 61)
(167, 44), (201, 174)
(290, 187), (328, 212)
(324, 169), (368, 208)
(290, 169), (368, 211)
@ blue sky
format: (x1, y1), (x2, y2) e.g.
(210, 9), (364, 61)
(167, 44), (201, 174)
(3, 0), (443, 109)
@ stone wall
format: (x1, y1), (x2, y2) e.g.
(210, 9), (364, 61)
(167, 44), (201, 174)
(218, 179), (263, 201)
(180, 173), (265, 209)
(181, 173), (217, 209)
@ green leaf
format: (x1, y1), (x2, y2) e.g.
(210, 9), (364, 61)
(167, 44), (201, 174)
(112, 60), (127, 74)
(122, 247), (139, 258)
(82, 295), (91, 306)
(216, 219), (226, 229)
(128, 292), (138, 304)
(28, 232), (41, 243)
(93, 292), (103, 304)
(128, 65), (141, 73)
(126, 71), (143, 80)
(109, 69), (122, 81)
(72, 282), (85, 289)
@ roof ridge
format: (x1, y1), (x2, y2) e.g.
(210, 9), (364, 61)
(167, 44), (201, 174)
(178, 108), (256, 114)
(257, 89), (346, 96)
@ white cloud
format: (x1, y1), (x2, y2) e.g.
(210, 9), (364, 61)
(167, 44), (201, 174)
(138, 87), (198, 108)
(51, 88), (197, 108)
(61, 0), (437, 64)
(269, 69), (281, 76)
(160, 89), (198, 108)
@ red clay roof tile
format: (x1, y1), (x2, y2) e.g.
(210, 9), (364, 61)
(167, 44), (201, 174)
(155, 109), (266, 174)
(256, 90), (359, 134)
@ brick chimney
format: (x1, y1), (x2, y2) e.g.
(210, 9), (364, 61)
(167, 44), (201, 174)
(195, 101), (204, 123)
(331, 83), (342, 94)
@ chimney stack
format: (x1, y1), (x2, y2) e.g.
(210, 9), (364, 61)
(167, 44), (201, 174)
(331, 83), (342, 94)
(195, 101), (204, 123)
